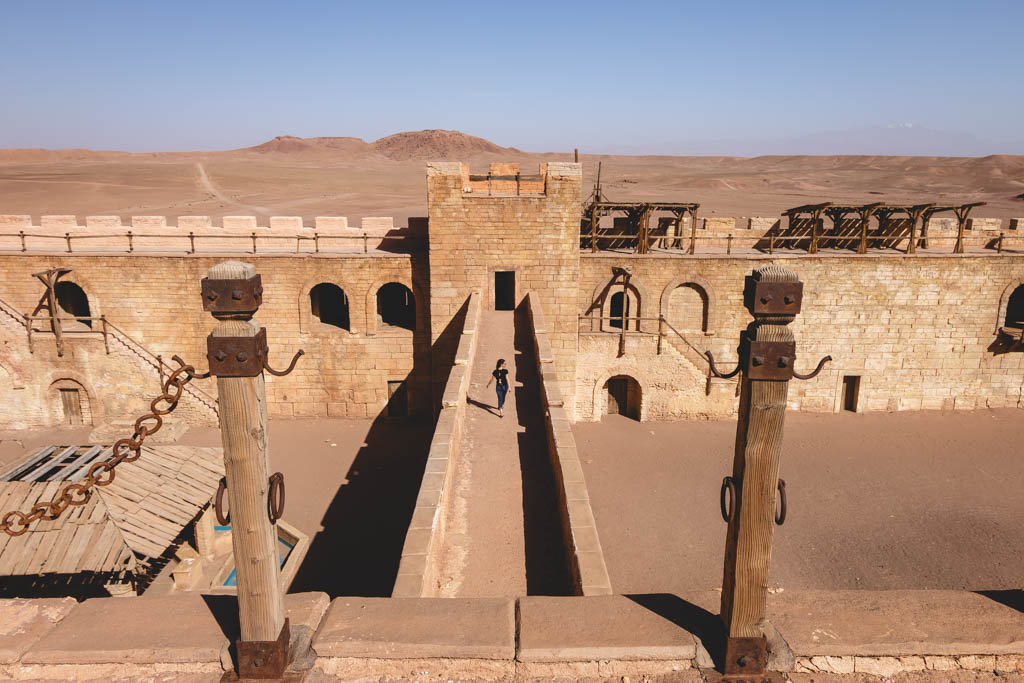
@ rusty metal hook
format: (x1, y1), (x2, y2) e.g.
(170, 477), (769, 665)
(264, 349), (304, 377)
(792, 354), (832, 380)
(214, 477), (230, 525)
(705, 351), (741, 379)
(775, 479), (787, 526)
(720, 476), (737, 523)
(171, 354), (211, 380)
(267, 472), (285, 523)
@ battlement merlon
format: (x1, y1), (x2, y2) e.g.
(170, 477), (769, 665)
(426, 161), (582, 198)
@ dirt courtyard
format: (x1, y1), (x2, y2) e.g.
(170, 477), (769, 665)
(574, 408), (1024, 596)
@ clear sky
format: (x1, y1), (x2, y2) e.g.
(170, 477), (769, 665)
(1, 0), (1021, 155)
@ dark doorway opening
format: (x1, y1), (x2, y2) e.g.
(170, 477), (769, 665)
(54, 281), (91, 328)
(609, 291), (630, 329)
(605, 375), (640, 420)
(842, 375), (861, 412)
(377, 283), (416, 331)
(495, 271), (515, 311)
(386, 380), (408, 418)
(1006, 286), (1024, 329)
(309, 283), (350, 330)
(60, 388), (83, 425)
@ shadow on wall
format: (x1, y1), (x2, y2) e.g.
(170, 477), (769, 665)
(627, 593), (725, 670)
(288, 299), (469, 598)
(513, 301), (573, 595)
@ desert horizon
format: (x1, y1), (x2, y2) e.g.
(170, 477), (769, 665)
(1, 129), (1022, 225)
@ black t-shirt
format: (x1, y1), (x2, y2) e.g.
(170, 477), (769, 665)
(492, 368), (508, 387)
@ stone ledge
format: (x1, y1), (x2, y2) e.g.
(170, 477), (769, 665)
(312, 597), (515, 660)
(19, 592), (328, 667)
(0, 597), (77, 665)
(518, 595), (696, 662)
(769, 590), (1024, 658)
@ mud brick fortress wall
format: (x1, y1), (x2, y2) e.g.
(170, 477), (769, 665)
(577, 253), (1024, 420)
(0, 252), (432, 428)
(0, 162), (1022, 430)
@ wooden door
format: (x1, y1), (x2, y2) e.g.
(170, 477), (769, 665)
(60, 388), (82, 425)
(606, 378), (627, 416)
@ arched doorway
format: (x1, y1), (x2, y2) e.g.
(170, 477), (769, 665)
(603, 375), (641, 420)
(1005, 285), (1024, 329)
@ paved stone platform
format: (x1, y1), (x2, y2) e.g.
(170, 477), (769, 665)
(0, 589), (1022, 680)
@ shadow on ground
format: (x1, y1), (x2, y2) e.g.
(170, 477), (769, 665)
(514, 302), (572, 596)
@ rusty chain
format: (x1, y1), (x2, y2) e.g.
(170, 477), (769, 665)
(0, 356), (201, 537)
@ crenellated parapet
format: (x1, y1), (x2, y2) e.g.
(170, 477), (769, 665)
(0, 215), (424, 254)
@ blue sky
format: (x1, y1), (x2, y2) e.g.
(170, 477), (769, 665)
(1, 1), (1021, 154)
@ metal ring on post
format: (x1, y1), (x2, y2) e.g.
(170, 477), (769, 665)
(215, 477), (230, 525)
(775, 479), (787, 526)
(268, 472), (285, 523)
(720, 476), (736, 523)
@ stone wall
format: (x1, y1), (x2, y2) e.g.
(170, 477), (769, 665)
(577, 252), (1024, 421)
(427, 162), (582, 416)
(392, 292), (480, 598)
(0, 252), (432, 428)
(526, 293), (611, 596)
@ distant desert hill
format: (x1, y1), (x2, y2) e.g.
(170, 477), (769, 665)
(0, 130), (1021, 225)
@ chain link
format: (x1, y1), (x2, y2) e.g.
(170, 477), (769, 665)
(1, 358), (200, 537)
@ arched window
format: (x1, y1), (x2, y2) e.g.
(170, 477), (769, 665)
(609, 291), (629, 329)
(377, 283), (415, 331)
(310, 283), (350, 330)
(668, 283), (708, 333)
(605, 286), (640, 331)
(1006, 285), (1024, 329)
(54, 281), (91, 329)
(604, 375), (641, 420)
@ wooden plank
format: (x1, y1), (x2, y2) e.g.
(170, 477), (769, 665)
(11, 526), (45, 575)
(39, 522), (78, 574)
(23, 446), (78, 482)
(68, 447), (112, 481)
(0, 446), (56, 481)
(81, 522), (120, 572)
(52, 445), (103, 481)
(26, 529), (60, 575)
(32, 480), (65, 532)
(59, 524), (96, 574)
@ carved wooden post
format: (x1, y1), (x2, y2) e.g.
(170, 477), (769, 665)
(707, 265), (830, 681)
(202, 260), (303, 680)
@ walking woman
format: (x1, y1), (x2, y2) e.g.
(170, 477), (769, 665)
(485, 358), (509, 417)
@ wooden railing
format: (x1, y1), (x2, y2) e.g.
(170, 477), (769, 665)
(0, 295), (218, 414)
(0, 231), (422, 255)
(581, 230), (1024, 256)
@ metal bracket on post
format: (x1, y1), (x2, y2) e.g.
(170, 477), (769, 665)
(232, 619), (291, 681)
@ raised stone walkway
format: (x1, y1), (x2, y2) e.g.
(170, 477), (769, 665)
(2, 590), (1023, 680)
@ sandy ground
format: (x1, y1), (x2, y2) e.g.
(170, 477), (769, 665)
(1, 135), (1021, 225)
(175, 416), (434, 598)
(574, 408), (1024, 595)
(439, 309), (567, 597)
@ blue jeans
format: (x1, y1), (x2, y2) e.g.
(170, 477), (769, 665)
(496, 383), (508, 410)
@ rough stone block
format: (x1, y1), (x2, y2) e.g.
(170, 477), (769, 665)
(222, 215), (258, 230)
(131, 215), (167, 230)
(22, 595), (229, 664)
(85, 216), (121, 229)
(314, 216), (348, 230)
(0, 598), (77, 664)
(362, 216), (394, 232)
(768, 590), (1024, 657)
(269, 216), (304, 230)
(177, 215), (211, 229)
(0, 214), (31, 228)
(40, 215), (78, 229)
(312, 597), (515, 659)
(517, 595), (695, 662)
